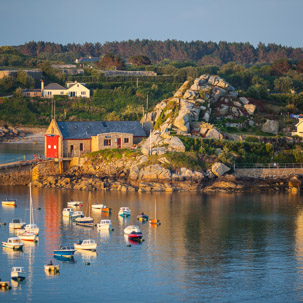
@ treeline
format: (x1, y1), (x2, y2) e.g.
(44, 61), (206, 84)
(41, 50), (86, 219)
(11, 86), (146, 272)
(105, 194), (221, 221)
(15, 40), (303, 65)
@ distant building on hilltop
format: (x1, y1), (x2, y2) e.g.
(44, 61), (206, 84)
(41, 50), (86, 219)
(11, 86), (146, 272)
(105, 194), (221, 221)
(292, 115), (303, 137)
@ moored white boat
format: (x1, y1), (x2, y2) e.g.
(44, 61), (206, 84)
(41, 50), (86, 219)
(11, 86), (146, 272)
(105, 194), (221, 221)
(17, 231), (38, 242)
(92, 203), (112, 213)
(11, 267), (26, 281)
(44, 264), (59, 273)
(118, 207), (131, 217)
(124, 225), (141, 235)
(17, 224), (39, 236)
(67, 201), (82, 207)
(62, 208), (74, 217)
(17, 183), (40, 235)
(97, 219), (113, 231)
(2, 199), (17, 207)
(74, 239), (97, 251)
(9, 218), (25, 229)
(75, 216), (94, 227)
(2, 237), (24, 250)
(71, 211), (84, 221)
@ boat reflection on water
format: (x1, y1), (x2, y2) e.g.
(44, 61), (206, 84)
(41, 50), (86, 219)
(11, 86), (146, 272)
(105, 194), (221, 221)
(98, 229), (110, 241)
(118, 215), (130, 226)
(11, 279), (26, 289)
(2, 247), (23, 259)
(23, 238), (39, 247)
(75, 249), (97, 260)
(54, 255), (76, 263)
(45, 270), (60, 277)
(62, 216), (71, 226)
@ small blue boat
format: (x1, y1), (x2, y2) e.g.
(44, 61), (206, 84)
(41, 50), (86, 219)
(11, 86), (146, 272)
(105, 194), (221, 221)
(53, 246), (76, 258)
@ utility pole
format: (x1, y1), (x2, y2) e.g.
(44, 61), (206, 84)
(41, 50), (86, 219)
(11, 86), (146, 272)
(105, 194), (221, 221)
(149, 129), (152, 156)
(136, 78), (139, 88)
(146, 94), (149, 111)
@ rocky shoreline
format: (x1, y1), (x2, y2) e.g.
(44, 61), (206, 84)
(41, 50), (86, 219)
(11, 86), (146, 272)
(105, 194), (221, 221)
(27, 159), (301, 194)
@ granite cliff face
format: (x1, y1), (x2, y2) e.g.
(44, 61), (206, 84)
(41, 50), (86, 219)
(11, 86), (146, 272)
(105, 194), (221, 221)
(141, 74), (260, 139)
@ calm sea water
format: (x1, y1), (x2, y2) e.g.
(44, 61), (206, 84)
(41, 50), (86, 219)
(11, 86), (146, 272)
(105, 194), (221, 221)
(0, 188), (303, 302)
(0, 143), (44, 164)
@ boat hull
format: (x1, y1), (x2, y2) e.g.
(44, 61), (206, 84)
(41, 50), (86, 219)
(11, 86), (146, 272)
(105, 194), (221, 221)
(44, 265), (59, 272)
(2, 201), (16, 207)
(18, 232), (38, 242)
(9, 223), (25, 229)
(74, 243), (97, 251)
(53, 250), (75, 258)
(128, 232), (143, 241)
(2, 242), (24, 250)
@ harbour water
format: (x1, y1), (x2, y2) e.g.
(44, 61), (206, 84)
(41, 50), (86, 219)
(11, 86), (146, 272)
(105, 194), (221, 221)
(0, 143), (44, 164)
(1, 187), (303, 302)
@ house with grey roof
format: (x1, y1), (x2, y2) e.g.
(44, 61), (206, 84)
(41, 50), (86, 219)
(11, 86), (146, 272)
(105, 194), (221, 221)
(45, 119), (146, 159)
(41, 80), (90, 98)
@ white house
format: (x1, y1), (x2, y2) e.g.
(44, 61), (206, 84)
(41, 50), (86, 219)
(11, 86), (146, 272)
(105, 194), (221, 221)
(41, 81), (90, 98)
(66, 81), (90, 98)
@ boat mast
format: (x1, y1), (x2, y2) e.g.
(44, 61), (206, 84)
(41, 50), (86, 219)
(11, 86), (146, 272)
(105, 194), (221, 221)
(30, 183), (32, 226)
(155, 199), (157, 219)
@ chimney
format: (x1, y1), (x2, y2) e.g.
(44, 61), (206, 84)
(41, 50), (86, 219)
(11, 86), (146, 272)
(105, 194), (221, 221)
(41, 80), (44, 90)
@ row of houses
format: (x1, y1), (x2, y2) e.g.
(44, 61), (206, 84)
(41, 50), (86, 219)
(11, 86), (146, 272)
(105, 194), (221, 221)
(45, 119), (147, 159)
(23, 80), (90, 98)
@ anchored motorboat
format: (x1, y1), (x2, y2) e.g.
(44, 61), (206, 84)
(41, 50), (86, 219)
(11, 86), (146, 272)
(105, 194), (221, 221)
(11, 267), (26, 281)
(53, 246), (76, 258)
(2, 199), (17, 207)
(71, 211), (84, 221)
(62, 208), (74, 217)
(118, 207), (131, 217)
(97, 219), (113, 231)
(44, 261), (59, 273)
(124, 225), (141, 235)
(2, 237), (24, 250)
(137, 213), (149, 222)
(74, 239), (97, 251)
(67, 200), (82, 207)
(92, 203), (112, 213)
(17, 231), (38, 242)
(9, 218), (25, 229)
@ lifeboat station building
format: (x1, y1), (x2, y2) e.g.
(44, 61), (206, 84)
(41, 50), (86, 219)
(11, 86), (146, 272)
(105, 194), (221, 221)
(45, 119), (146, 159)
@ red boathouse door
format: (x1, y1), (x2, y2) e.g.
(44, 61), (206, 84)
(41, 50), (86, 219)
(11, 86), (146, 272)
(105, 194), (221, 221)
(117, 138), (121, 148)
(45, 135), (59, 158)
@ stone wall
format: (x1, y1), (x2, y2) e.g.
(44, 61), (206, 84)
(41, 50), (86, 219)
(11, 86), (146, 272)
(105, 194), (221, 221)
(233, 168), (303, 179)
(0, 69), (43, 80)
(91, 132), (133, 151)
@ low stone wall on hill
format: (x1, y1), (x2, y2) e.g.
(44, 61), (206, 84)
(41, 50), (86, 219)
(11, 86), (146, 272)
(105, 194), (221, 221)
(233, 168), (303, 179)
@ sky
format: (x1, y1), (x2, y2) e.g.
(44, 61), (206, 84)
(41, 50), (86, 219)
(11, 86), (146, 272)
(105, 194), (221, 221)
(0, 0), (302, 47)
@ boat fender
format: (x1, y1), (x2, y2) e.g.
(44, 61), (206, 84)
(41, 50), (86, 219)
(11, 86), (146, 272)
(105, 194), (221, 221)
(85, 262), (90, 266)
(126, 244), (131, 247)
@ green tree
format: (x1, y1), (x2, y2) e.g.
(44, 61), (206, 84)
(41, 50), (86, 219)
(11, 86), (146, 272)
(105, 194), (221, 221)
(17, 70), (34, 88)
(274, 77), (293, 93)
(129, 55), (151, 66)
(97, 53), (125, 70)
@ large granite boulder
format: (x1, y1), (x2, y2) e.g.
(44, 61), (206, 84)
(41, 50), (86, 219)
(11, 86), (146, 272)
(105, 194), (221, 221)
(167, 136), (185, 152)
(244, 104), (256, 115)
(262, 119), (279, 135)
(211, 162), (230, 177)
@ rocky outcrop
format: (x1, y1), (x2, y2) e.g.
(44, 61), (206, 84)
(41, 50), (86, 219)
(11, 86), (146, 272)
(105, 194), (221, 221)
(211, 162), (230, 177)
(0, 127), (25, 142)
(262, 119), (279, 135)
(141, 74), (260, 140)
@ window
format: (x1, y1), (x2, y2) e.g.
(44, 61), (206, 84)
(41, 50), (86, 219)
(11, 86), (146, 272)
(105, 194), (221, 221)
(54, 145), (57, 149)
(81, 91), (86, 95)
(70, 145), (74, 153)
(80, 143), (83, 151)
(104, 139), (111, 146)
(48, 145), (51, 149)
(124, 138), (129, 144)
